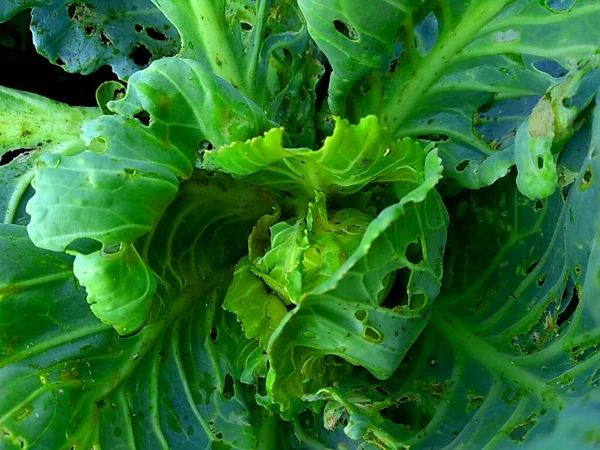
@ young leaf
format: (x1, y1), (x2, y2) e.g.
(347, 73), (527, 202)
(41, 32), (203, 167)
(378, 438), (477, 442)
(267, 151), (447, 410)
(204, 115), (432, 195)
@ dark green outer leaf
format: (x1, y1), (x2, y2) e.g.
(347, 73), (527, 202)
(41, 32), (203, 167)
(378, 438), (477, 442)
(0, 172), (277, 449)
(298, 0), (422, 114)
(360, 0), (600, 190)
(315, 99), (600, 449)
(0, 0), (181, 78)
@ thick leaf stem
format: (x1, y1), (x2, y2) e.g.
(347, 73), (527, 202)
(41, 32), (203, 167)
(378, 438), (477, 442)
(382, 0), (509, 137)
(432, 311), (566, 411)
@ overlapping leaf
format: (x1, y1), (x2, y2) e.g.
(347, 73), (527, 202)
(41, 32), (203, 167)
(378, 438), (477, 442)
(0, 171), (279, 449)
(204, 115), (432, 196)
(151, 0), (324, 147)
(304, 1), (600, 193)
(24, 57), (271, 333)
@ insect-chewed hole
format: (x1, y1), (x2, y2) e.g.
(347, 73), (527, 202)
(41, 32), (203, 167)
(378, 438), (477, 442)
(381, 397), (432, 430)
(410, 293), (426, 310)
(66, 238), (103, 255)
(537, 156), (544, 169)
(134, 110), (151, 126)
(363, 326), (382, 343)
(405, 239), (424, 265)
(0, 148), (34, 166)
(354, 310), (367, 321)
(455, 160), (470, 172)
(581, 167), (592, 188)
(557, 286), (580, 327)
(222, 374), (235, 399)
(240, 21), (253, 31)
(525, 260), (539, 276)
(333, 20), (358, 41)
(145, 27), (167, 41)
(129, 44), (153, 67)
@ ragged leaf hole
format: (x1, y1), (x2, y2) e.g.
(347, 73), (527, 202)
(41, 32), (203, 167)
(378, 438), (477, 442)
(405, 239), (424, 265)
(222, 374), (235, 399)
(455, 160), (470, 172)
(0, 148), (34, 166)
(354, 310), (367, 321)
(333, 20), (358, 41)
(129, 44), (152, 67)
(525, 260), (539, 275)
(363, 326), (382, 343)
(134, 110), (151, 126)
(557, 286), (579, 327)
(537, 156), (544, 170)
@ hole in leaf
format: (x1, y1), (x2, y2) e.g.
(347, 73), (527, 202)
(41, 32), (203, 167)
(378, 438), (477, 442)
(134, 24), (143, 32)
(525, 260), (539, 275)
(67, 4), (77, 19)
(210, 326), (218, 342)
(129, 44), (152, 67)
(456, 160), (470, 172)
(56, 57), (66, 66)
(0, 148), (34, 166)
(240, 21), (252, 31)
(537, 274), (547, 287)
(376, 386), (390, 396)
(257, 377), (267, 396)
(533, 59), (568, 78)
(557, 286), (579, 327)
(222, 374), (235, 399)
(66, 238), (103, 255)
(215, 432), (223, 439)
(297, 410), (315, 431)
(84, 24), (95, 36)
(417, 134), (450, 142)
(102, 243), (122, 255)
(534, 199), (544, 211)
(543, 0), (576, 13)
(363, 326), (382, 343)
(410, 293), (426, 310)
(381, 398), (432, 430)
(333, 20), (358, 41)
(145, 27), (167, 41)
(199, 140), (213, 151)
(508, 414), (537, 442)
(354, 310), (367, 321)
(405, 240), (423, 264)
(581, 167), (592, 188)
(380, 267), (410, 310)
(537, 156), (544, 169)
(100, 31), (112, 46)
(134, 110), (151, 126)
(17, 438), (25, 449)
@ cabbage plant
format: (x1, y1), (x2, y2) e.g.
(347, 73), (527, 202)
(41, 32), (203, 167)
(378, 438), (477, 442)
(0, 0), (599, 449)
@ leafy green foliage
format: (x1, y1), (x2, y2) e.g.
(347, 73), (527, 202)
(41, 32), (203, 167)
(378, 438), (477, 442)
(0, 0), (181, 78)
(1, 1), (600, 449)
